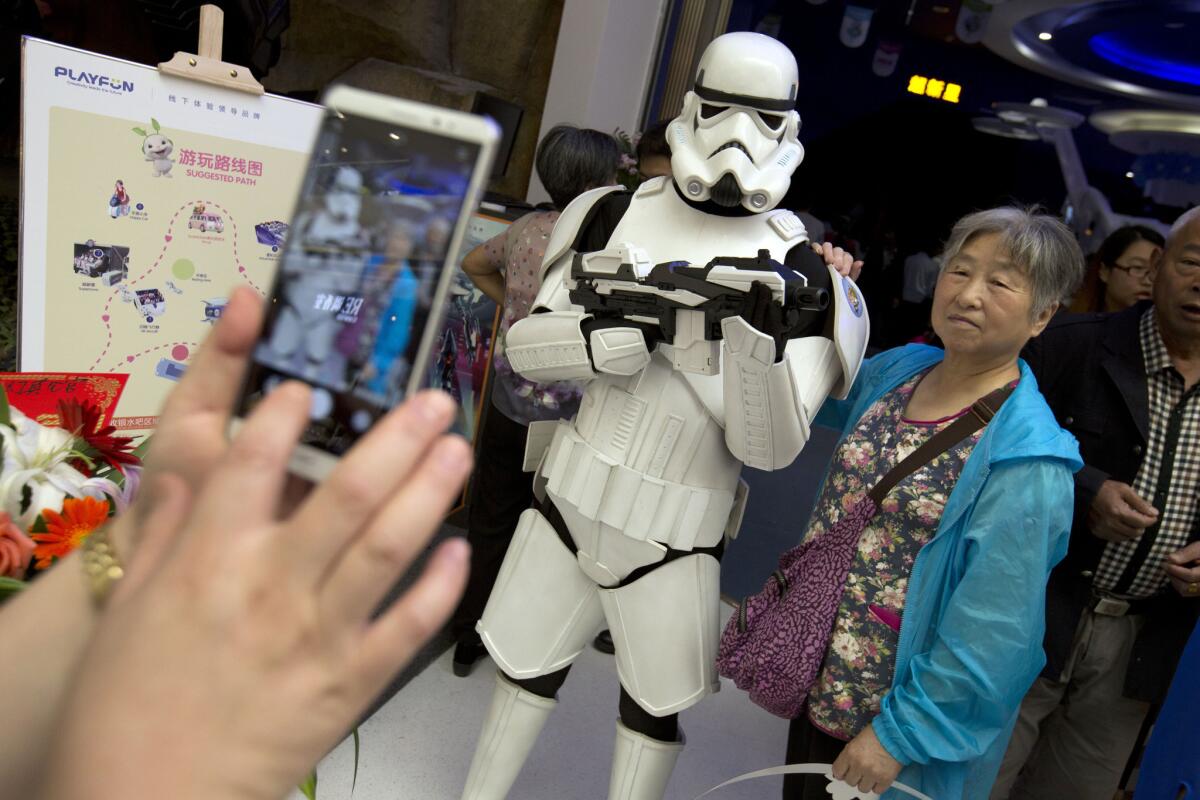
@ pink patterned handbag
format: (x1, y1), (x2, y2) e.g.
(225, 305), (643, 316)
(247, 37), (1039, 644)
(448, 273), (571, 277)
(716, 385), (1011, 719)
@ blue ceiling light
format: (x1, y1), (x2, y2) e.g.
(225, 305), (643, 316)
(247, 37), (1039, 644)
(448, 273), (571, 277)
(992, 0), (1200, 109)
(1090, 32), (1200, 87)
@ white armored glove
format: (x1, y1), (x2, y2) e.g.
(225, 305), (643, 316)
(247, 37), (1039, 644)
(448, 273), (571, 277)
(720, 285), (810, 471)
(586, 323), (652, 376)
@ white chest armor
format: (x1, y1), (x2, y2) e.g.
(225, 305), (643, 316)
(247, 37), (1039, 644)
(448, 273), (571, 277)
(523, 179), (809, 580)
(506, 178), (867, 584)
(608, 177), (805, 266)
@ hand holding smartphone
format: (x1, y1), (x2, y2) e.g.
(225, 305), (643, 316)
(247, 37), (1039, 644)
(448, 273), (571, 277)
(233, 86), (499, 481)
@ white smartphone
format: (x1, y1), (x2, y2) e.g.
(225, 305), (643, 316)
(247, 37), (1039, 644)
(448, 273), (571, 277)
(231, 85), (499, 481)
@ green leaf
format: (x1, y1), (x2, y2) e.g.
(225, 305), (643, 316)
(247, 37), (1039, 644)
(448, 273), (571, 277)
(132, 434), (153, 461)
(151, 118), (161, 132)
(0, 576), (26, 601)
(352, 727), (361, 796)
(612, 127), (634, 152)
(90, 434), (148, 489)
(0, 385), (11, 428)
(298, 770), (317, 800)
(132, 127), (147, 137)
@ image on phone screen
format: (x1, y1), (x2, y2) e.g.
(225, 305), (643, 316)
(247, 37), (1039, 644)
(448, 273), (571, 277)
(238, 107), (481, 456)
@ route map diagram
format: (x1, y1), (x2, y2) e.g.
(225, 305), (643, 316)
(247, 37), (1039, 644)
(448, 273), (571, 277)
(42, 106), (310, 431)
(23, 39), (505, 444)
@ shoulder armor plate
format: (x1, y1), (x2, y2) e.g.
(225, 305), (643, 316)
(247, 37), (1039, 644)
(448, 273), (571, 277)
(539, 185), (626, 280)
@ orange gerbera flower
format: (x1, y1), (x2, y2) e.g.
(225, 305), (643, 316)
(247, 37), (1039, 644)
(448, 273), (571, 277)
(31, 496), (111, 569)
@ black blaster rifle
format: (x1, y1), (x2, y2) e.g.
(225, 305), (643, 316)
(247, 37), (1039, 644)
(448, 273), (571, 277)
(568, 247), (830, 343)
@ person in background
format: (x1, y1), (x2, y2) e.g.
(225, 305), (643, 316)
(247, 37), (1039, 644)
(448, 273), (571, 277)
(781, 207), (1083, 800)
(1133, 618), (1200, 800)
(0, 287), (473, 800)
(1070, 225), (1164, 314)
(901, 244), (940, 308)
(892, 234), (942, 345)
(636, 120), (672, 181)
(792, 187), (827, 245)
(452, 124), (620, 675)
(993, 207), (1200, 800)
(339, 223), (420, 395)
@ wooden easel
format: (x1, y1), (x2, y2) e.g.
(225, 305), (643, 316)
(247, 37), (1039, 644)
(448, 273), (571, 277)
(157, 4), (264, 95)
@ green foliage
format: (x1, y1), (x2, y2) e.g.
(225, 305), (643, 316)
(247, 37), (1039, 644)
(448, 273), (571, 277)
(611, 127), (642, 192)
(297, 727), (361, 799)
(298, 771), (317, 800)
(132, 435), (154, 462)
(612, 128), (634, 152)
(0, 576), (25, 601)
(0, 385), (11, 429)
(352, 728), (360, 795)
(151, 118), (161, 133)
(132, 127), (147, 137)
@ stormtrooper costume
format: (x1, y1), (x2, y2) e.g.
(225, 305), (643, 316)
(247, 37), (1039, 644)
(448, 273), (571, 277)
(268, 166), (368, 383)
(461, 33), (869, 800)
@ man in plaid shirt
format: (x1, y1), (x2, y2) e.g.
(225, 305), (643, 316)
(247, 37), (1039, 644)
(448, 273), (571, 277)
(992, 207), (1200, 800)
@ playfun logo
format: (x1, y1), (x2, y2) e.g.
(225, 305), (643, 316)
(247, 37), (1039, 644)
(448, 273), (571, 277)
(53, 66), (135, 95)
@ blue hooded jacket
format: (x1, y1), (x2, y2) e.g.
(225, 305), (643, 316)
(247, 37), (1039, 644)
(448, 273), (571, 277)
(813, 344), (1082, 800)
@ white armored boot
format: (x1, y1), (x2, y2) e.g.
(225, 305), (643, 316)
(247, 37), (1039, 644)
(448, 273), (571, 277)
(460, 673), (557, 800)
(607, 721), (685, 800)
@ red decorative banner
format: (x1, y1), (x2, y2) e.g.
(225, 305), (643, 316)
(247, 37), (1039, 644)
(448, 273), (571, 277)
(0, 373), (129, 430)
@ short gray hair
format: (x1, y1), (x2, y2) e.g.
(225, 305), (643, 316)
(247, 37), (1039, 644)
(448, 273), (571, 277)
(940, 206), (1084, 317)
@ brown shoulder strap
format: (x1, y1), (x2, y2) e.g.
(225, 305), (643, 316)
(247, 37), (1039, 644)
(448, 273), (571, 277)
(867, 384), (1014, 506)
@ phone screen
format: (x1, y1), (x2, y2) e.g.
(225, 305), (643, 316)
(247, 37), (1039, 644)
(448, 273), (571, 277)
(238, 106), (481, 456)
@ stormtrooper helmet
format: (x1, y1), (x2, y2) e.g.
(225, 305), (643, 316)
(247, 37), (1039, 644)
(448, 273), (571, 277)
(324, 166), (364, 221)
(668, 32), (804, 213)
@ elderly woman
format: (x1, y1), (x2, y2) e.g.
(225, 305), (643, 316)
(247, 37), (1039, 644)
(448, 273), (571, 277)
(781, 207), (1085, 800)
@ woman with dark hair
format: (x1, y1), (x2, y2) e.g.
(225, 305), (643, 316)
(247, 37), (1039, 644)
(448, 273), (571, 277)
(1070, 225), (1164, 313)
(533, 124), (623, 211)
(636, 120), (673, 181)
(451, 125), (620, 675)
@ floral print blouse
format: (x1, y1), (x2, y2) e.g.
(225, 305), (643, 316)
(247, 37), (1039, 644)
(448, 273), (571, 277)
(805, 371), (982, 741)
(481, 210), (583, 426)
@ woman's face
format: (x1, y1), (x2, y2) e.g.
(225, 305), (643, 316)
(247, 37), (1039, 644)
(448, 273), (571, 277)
(931, 231), (1055, 363)
(1099, 238), (1158, 312)
(386, 228), (414, 262)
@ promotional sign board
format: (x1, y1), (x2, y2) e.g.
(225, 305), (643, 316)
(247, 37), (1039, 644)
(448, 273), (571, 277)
(19, 37), (322, 432)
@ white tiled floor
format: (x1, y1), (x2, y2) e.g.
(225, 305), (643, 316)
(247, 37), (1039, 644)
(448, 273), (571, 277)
(291, 609), (791, 800)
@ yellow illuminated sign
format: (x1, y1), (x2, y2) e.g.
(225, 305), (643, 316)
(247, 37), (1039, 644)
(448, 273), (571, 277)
(907, 74), (962, 104)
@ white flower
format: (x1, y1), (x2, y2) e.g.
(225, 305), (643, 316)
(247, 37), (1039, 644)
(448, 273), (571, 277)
(0, 408), (114, 527)
(831, 631), (862, 662)
(858, 527), (884, 555)
(104, 465), (142, 516)
(909, 494), (946, 522)
(879, 584), (906, 607)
